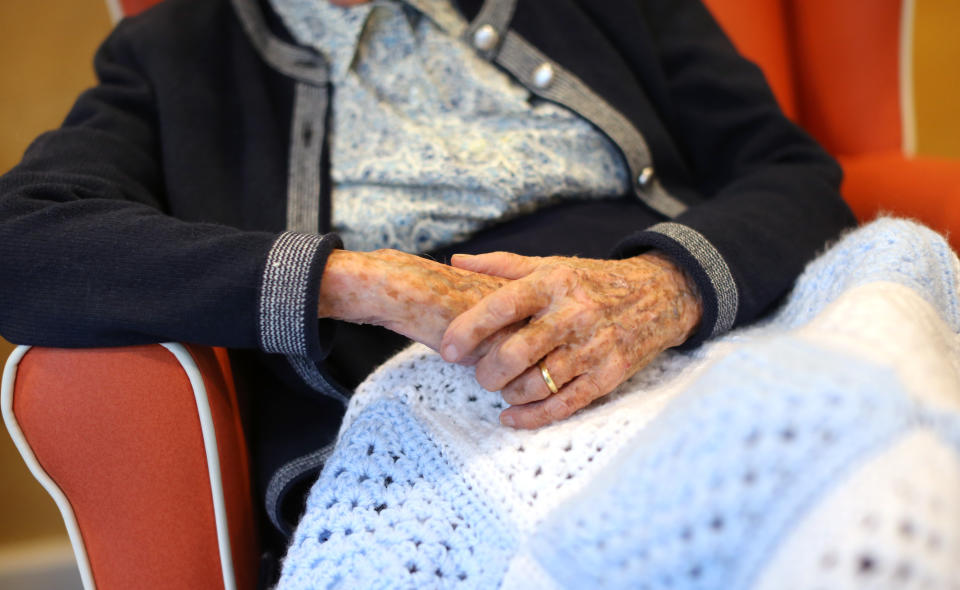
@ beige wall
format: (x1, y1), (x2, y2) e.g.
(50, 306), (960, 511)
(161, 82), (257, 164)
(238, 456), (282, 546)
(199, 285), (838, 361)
(0, 0), (112, 548)
(913, 0), (960, 158)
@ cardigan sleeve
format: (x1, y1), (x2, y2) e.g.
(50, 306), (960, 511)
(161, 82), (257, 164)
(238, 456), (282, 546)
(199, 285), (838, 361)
(610, 0), (857, 346)
(0, 18), (338, 361)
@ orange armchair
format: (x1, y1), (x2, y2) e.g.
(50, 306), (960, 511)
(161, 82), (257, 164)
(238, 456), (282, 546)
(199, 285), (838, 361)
(2, 344), (258, 590)
(704, 0), (960, 251)
(3, 1), (958, 589)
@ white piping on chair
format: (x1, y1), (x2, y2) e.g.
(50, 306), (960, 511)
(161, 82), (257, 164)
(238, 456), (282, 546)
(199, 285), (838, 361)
(899, 0), (917, 157)
(104, 0), (124, 24)
(1, 345), (96, 590)
(0, 344), (237, 590)
(162, 343), (237, 590)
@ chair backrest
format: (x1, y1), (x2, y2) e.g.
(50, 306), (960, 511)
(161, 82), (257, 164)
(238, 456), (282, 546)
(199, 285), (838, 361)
(704, 0), (906, 157)
(707, 0), (960, 160)
(789, 0), (905, 157)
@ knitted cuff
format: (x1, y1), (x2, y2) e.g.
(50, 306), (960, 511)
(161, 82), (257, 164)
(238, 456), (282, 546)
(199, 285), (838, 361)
(612, 222), (739, 348)
(258, 231), (343, 360)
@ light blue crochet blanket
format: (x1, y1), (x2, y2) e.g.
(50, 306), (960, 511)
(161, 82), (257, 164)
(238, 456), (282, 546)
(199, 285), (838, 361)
(278, 219), (960, 589)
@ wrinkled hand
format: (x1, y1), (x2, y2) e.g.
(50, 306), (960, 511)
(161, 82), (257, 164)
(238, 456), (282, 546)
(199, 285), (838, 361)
(317, 249), (509, 350)
(440, 252), (702, 429)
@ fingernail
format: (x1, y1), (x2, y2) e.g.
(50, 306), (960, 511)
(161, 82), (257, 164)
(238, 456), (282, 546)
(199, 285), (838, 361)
(442, 343), (458, 361)
(500, 413), (515, 427)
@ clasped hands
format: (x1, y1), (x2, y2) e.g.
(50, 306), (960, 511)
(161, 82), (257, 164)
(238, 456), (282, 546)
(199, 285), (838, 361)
(318, 248), (702, 429)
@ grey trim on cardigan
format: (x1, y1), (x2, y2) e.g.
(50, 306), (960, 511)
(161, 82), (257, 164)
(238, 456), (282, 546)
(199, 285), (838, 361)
(288, 355), (349, 405)
(461, 0), (517, 60)
(260, 230), (347, 403)
(230, 0), (329, 85)
(283, 83), (344, 401)
(265, 441), (337, 535)
(646, 222), (739, 336)
(259, 232), (333, 355)
(458, 0), (684, 218)
(235, 0), (345, 402)
(494, 32), (689, 219)
(286, 82), (328, 235)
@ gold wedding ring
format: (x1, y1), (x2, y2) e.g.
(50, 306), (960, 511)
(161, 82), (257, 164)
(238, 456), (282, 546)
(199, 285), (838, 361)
(539, 361), (559, 394)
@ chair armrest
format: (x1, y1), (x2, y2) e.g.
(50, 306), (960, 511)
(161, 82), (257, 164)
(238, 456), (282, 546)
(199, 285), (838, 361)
(1, 344), (258, 590)
(839, 152), (960, 251)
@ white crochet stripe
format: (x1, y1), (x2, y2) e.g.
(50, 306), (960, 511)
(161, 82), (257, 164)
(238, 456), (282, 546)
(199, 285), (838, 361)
(258, 231), (327, 356)
(753, 430), (960, 590)
(281, 219), (960, 589)
(646, 221), (739, 336)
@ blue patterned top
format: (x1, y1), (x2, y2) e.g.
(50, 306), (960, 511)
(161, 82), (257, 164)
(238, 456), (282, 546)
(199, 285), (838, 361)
(269, 0), (630, 252)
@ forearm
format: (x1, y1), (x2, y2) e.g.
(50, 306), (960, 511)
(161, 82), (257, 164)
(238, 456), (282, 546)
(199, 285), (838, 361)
(317, 249), (508, 350)
(0, 174), (279, 349)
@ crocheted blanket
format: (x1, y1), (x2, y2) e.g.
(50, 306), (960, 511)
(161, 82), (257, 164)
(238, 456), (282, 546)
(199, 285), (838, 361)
(278, 219), (960, 589)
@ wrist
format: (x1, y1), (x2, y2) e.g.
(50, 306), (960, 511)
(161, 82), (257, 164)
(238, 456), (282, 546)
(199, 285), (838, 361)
(631, 251), (704, 345)
(316, 249), (393, 323)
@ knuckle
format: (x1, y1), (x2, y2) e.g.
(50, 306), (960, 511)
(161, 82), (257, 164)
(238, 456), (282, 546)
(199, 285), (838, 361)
(476, 356), (517, 393)
(494, 343), (528, 381)
(498, 336), (528, 365)
(569, 344), (599, 374)
(577, 375), (604, 403)
(610, 354), (632, 382)
(501, 380), (528, 405)
(487, 293), (516, 320)
(554, 266), (578, 287)
(567, 305), (595, 333)
(546, 395), (573, 420)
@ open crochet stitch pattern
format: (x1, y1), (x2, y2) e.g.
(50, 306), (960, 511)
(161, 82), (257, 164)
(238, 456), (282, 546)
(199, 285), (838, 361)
(279, 218), (960, 590)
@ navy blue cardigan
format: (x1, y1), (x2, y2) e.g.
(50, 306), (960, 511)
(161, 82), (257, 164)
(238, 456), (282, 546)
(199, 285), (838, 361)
(0, 0), (855, 546)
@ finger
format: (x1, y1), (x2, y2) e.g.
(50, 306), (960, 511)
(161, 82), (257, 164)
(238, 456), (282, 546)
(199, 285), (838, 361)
(441, 280), (550, 363)
(472, 312), (573, 390)
(499, 348), (581, 406)
(500, 371), (614, 429)
(474, 297), (598, 391)
(450, 252), (541, 279)
(501, 343), (665, 429)
(456, 322), (523, 366)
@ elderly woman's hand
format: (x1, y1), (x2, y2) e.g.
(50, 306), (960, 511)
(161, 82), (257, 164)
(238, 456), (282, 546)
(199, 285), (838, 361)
(440, 252), (702, 429)
(317, 249), (509, 351)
